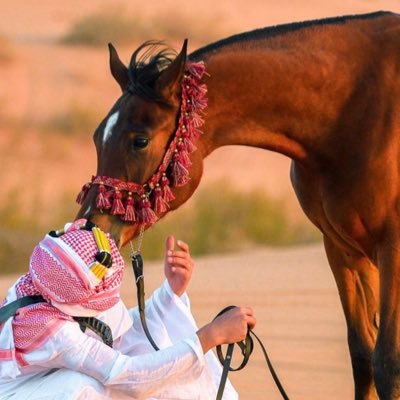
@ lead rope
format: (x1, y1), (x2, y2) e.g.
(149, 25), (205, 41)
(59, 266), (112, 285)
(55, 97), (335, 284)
(215, 306), (290, 400)
(129, 226), (159, 351)
(129, 232), (289, 398)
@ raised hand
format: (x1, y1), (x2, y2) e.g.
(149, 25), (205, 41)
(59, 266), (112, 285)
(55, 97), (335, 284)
(164, 235), (194, 297)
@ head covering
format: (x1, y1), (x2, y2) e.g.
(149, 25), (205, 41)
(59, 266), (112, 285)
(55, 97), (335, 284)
(0, 219), (125, 376)
(30, 219), (124, 316)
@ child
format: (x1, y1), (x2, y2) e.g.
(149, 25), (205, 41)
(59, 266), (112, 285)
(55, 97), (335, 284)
(0, 219), (256, 399)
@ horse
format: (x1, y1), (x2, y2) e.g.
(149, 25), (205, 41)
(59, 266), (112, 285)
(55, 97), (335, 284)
(76, 11), (400, 399)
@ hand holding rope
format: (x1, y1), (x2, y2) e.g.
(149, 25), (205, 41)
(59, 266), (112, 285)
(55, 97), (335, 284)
(214, 306), (290, 400)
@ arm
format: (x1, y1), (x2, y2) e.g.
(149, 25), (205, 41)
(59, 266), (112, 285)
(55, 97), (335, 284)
(24, 321), (205, 398)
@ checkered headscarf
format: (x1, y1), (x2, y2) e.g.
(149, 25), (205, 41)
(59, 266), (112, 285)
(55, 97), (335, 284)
(0, 219), (125, 372)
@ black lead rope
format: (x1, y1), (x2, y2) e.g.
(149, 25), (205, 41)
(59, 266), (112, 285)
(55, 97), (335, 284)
(215, 306), (290, 400)
(131, 251), (159, 351)
(130, 254), (289, 399)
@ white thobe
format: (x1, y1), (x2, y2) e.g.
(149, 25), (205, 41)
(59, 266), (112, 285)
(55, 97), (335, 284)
(0, 280), (238, 399)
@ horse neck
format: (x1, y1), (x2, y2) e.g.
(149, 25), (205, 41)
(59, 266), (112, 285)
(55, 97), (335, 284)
(191, 20), (385, 165)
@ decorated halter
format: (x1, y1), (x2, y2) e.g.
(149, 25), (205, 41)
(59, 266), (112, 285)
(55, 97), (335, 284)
(76, 61), (207, 226)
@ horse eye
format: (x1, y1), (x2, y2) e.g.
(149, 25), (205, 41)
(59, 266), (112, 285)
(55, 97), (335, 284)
(132, 136), (149, 149)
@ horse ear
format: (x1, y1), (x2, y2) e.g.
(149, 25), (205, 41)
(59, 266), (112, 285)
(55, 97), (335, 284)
(156, 39), (188, 98)
(108, 43), (129, 92)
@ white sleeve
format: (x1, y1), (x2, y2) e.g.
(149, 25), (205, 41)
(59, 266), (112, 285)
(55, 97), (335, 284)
(116, 280), (238, 399)
(122, 280), (199, 354)
(23, 321), (206, 398)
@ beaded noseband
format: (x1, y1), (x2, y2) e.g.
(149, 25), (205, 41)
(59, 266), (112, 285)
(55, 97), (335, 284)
(76, 61), (208, 226)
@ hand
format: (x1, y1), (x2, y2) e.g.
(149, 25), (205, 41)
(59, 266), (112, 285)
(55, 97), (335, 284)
(197, 307), (256, 353)
(164, 235), (194, 297)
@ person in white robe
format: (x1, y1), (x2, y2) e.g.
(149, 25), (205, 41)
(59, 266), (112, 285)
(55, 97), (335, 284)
(0, 220), (256, 399)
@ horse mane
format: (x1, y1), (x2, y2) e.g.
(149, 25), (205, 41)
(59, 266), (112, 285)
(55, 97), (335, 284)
(190, 10), (394, 60)
(127, 40), (177, 103)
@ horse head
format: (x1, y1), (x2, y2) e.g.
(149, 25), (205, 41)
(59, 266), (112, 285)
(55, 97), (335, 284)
(76, 41), (207, 247)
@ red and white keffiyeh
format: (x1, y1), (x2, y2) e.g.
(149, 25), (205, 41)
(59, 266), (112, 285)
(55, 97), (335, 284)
(0, 219), (125, 375)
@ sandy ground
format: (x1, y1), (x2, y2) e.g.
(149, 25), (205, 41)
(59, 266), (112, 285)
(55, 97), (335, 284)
(0, 244), (353, 399)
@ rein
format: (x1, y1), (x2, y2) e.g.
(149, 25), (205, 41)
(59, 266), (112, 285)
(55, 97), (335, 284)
(214, 306), (290, 400)
(76, 61), (208, 226)
(131, 247), (290, 399)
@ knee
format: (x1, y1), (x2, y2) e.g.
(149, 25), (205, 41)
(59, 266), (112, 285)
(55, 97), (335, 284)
(46, 369), (108, 399)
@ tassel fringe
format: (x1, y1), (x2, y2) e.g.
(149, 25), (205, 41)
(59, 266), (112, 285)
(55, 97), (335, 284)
(137, 197), (158, 225)
(122, 194), (136, 222)
(111, 190), (125, 215)
(96, 184), (111, 210)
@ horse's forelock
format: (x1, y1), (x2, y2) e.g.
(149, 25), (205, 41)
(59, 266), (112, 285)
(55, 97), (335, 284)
(127, 41), (177, 104)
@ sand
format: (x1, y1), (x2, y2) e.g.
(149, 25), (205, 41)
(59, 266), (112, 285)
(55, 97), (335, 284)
(0, 244), (353, 399)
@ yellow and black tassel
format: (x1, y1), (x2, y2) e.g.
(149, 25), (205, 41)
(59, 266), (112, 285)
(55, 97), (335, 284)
(89, 227), (113, 280)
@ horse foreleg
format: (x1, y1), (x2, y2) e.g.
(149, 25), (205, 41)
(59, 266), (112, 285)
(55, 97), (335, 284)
(373, 239), (400, 399)
(324, 236), (379, 400)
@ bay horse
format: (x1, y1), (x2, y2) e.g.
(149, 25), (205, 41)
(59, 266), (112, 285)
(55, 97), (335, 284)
(77, 11), (400, 399)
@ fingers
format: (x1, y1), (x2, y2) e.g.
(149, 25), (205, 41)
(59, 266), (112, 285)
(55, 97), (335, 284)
(238, 306), (255, 317)
(176, 239), (189, 252)
(229, 306), (257, 330)
(167, 253), (194, 270)
(168, 250), (191, 259)
(246, 314), (257, 330)
(166, 235), (175, 253)
(239, 307), (256, 330)
(166, 237), (193, 270)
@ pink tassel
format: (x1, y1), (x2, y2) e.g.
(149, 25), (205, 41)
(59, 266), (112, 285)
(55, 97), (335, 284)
(153, 185), (168, 213)
(137, 197), (158, 225)
(177, 142), (191, 168)
(187, 62), (206, 79)
(111, 190), (125, 215)
(188, 126), (201, 141)
(187, 83), (207, 99)
(182, 137), (197, 153)
(76, 183), (91, 205)
(96, 184), (111, 210)
(171, 153), (190, 187)
(122, 193), (136, 222)
(191, 96), (208, 113)
(191, 113), (205, 128)
(161, 174), (175, 202)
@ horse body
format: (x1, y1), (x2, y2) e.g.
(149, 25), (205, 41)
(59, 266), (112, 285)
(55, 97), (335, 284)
(189, 16), (400, 398)
(192, 12), (400, 252)
(78, 11), (400, 399)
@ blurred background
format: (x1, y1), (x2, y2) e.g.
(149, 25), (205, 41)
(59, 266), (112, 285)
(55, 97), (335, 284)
(2, 0), (398, 274)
